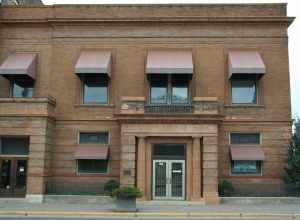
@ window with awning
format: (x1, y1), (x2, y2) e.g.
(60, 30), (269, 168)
(0, 53), (37, 98)
(74, 132), (110, 174)
(74, 145), (109, 160)
(75, 51), (112, 77)
(75, 51), (112, 104)
(146, 50), (193, 75)
(146, 50), (193, 107)
(228, 51), (266, 79)
(229, 133), (265, 175)
(230, 146), (265, 161)
(228, 51), (266, 105)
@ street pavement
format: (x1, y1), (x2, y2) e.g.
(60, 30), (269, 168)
(0, 218), (297, 220)
(0, 200), (300, 219)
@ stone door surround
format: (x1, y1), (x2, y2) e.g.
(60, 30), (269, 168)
(120, 123), (220, 204)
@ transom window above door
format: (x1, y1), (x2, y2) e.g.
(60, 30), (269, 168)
(149, 74), (190, 105)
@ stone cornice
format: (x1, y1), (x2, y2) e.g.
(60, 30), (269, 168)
(0, 17), (294, 26)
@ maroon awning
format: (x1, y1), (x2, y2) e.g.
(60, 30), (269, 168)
(0, 53), (37, 80)
(228, 51), (266, 79)
(146, 50), (193, 74)
(230, 146), (265, 161)
(75, 51), (112, 77)
(74, 145), (109, 160)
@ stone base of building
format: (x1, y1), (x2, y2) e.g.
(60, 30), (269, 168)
(25, 194), (44, 203)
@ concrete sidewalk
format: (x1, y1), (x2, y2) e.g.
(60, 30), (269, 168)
(0, 199), (300, 218)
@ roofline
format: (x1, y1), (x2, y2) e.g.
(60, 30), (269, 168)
(0, 16), (294, 27)
(0, 2), (288, 8)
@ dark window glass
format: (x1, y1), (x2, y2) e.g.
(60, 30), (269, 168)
(77, 159), (108, 174)
(231, 79), (257, 104)
(82, 75), (108, 104)
(79, 132), (109, 144)
(150, 75), (168, 104)
(153, 144), (185, 160)
(230, 133), (260, 145)
(149, 74), (190, 105)
(12, 78), (34, 98)
(231, 161), (261, 174)
(0, 137), (29, 155)
(171, 75), (189, 104)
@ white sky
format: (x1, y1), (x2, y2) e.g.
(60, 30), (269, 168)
(42, 0), (299, 119)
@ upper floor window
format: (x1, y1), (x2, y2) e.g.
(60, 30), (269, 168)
(231, 78), (257, 104)
(0, 53), (37, 98)
(149, 74), (190, 105)
(230, 133), (260, 145)
(81, 75), (108, 104)
(79, 132), (109, 145)
(11, 78), (34, 98)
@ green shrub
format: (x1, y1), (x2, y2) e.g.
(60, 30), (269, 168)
(218, 179), (235, 196)
(111, 186), (142, 199)
(104, 180), (119, 196)
(283, 119), (300, 185)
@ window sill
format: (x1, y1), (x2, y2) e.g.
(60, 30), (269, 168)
(225, 104), (265, 108)
(230, 173), (263, 177)
(76, 172), (110, 177)
(74, 104), (115, 108)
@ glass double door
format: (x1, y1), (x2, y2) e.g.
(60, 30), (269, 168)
(0, 158), (27, 197)
(153, 160), (185, 200)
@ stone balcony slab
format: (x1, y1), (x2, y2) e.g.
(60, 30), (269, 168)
(0, 97), (56, 118)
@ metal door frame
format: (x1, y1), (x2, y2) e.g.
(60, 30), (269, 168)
(152, 159), (185, 200)
(0, 158), (28, 197)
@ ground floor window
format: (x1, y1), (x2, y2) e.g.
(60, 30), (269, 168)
(76, 159), (108, 174)
(0, 137), (29, 155)
(231, 160), (261, 175)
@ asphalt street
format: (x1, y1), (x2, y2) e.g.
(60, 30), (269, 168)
(0, 217), (296, 220)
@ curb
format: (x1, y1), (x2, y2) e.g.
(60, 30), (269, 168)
(0, 211), (299, 218)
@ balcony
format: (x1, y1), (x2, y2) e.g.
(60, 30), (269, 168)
(0, 97), (56, 118)
(120, 96), (219, 115)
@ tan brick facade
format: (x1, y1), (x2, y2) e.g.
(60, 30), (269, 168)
(0, 4), (293, 204)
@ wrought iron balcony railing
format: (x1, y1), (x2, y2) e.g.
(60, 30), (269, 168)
(145, 104), (193, 113)
(120, 96), (219, 115)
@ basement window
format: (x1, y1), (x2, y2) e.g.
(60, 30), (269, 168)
(231, 161), (262, 175)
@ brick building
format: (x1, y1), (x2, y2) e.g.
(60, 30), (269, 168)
(0, 0), (43, 5)
(0, 4), (294, 204)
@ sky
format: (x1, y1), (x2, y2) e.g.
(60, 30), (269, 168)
(42, 0), (299, 118)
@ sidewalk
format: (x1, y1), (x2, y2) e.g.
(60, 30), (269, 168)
(0, 199), (300, 218)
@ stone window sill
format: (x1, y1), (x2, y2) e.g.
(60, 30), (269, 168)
(224, 104), (265, 108)
(74, 104), (115, 108)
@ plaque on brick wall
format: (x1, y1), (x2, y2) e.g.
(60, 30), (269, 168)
(123, 169), (131, 176)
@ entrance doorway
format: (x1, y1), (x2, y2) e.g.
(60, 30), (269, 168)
(0, 159), (27, 197)
(153, 159), (185, 200)
(152, 144), (186, 200)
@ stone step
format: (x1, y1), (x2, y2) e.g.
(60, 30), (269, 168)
(44, 195), (113, 205)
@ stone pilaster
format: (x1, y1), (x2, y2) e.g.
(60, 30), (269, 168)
(26, 118), (55, 203)
(120, 134), (136, 186)
(136, 137), (146, 200)
(202, 136), (220, 204)
(191, 137), (202, 200)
